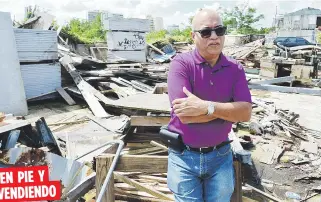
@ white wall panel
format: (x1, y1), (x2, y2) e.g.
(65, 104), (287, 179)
(0, 12), (28, 115)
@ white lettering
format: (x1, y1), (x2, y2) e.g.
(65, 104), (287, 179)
(49, 185), (56, 197)
(26, 171), (34, 183)
(0, 185), (57, 200)
(18, 187), (24, 199)
(17, 171), (24, 183)
(5, 187), (10, 199)
(42, 185), (48, 196)
(34, 186), (41, 198)
(38, 170), (45, 182)
(11, 187), (17, 199)
(28, 186), (34, 198)
(0, 172), (13, 184)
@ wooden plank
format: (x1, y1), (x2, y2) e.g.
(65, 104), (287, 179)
(112, 94), (171, 113)
(60, 56), (109, 117)
(131, 116), (170, 127)
(115, 193), (172, 202)
(107, 50), (146, 63)
(104, 18), (150, 32)
(56, 87), (76, 105)
(97, 154), (168, 173)
(0, 120), (30, 134)
(96, 155), (115, 202)
(127, 147), (162, 155)
(245, 183), (283, 202)
(231, 161), (242, 202)
(250, 76), (295, 85)
(248, 84), (321, 96)
(150, 141), (168, 151)
(107, 32), (146, 51)
(115, 183), (171, 194)
(114, 172), (173, 201)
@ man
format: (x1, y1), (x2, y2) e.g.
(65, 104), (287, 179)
(166, 8), (252, 202)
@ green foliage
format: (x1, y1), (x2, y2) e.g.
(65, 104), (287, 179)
(146, 30), (167, 44)
(317, 33), (321, 44)
(146, 27), (193, 45)
(25, 5), (38, 21)
(61, 15), (106, 44)
(223, 5), (264, 34)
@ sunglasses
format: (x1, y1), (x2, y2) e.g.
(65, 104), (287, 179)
(194, 26), (227, 38)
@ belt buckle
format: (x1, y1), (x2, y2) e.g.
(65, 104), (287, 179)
(199, 147), (209, 153)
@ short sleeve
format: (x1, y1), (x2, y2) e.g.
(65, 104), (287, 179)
(232, 63), (252, 103)
(167, 55), (193, 107)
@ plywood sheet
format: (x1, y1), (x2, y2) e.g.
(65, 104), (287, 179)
(0, 12), (28, 116)
(115, 93), (171, 113)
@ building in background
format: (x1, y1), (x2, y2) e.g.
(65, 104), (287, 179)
(146, 15), (155, 32)
(154, 17), (164, 31)
(167, 24), (180, 33)
(88, 10), (123, 22)
(274, 7), (321, 42)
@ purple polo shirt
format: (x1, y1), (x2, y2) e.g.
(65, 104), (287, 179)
(167, 48), (252, 148)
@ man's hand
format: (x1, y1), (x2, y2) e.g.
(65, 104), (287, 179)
(172, 87), (208, 117)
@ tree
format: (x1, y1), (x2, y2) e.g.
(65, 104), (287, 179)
(222, 5), (264, 34)
(61, 15), (107, 44)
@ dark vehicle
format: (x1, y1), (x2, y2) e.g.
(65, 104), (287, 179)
(273, 37), (314, 47)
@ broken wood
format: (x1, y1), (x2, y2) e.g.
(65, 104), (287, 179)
(248, 84), (321, 96)
(115, 193), (172, 202)
(127, 147), (163, 155)
(150, 141), (168, 151)
(0, 119), (30, 134)
(96, 155), (115, 202)
(96, 154), (168, 173)
(56, 87), (76, 105)
(114, 172), (173, 201)
(245, 184), (283, 202)
(250, 76), (295, 85)
(59, 56), (109, 117)
(131, 116), (170, 127)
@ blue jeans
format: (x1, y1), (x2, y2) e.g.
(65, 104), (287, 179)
(167, 144), (235, 202)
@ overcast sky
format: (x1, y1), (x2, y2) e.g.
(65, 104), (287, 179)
(1, 0), (321, 29)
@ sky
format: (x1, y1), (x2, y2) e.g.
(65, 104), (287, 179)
(1, 0), (321, 29)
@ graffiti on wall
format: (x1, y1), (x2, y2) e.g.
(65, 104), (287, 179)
(117, 32), (145, 50)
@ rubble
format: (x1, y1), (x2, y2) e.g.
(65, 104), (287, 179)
(2, 10), (321, 202)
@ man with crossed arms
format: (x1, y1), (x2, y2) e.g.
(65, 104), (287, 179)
(166, 8), (252, 202)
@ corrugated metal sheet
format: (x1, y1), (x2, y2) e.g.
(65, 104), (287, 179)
(20, 63), (61, 99)
(14, 28), (58, 62)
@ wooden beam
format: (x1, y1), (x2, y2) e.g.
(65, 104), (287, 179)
(150, 141), (168, 151)
(245, 183), (283, 202)
(127, 147), (163, 155)
(59, 56), (109, 117)
(231, 161), (242, 202)
(56, 87), (76, 105)
(96, 155), (115, 202)
(115, 193), (173, 202)
(114, 172), (173, 201)
(96, 154), (168, 173)
(131, 116), (170, 127)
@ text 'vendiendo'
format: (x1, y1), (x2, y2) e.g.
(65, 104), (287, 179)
(0, 166), (61, 201)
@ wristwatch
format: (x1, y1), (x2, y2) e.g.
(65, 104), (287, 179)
(206, 102), (215, 115)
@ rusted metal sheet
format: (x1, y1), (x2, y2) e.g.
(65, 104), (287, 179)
(0, 147), (94, 197)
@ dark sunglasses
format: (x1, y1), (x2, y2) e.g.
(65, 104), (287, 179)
(194, 26), (227, 38)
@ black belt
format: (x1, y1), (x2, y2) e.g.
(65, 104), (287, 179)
(185, 140), (233, 154)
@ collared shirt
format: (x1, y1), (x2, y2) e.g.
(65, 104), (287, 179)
(167, 48), (252, 148)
